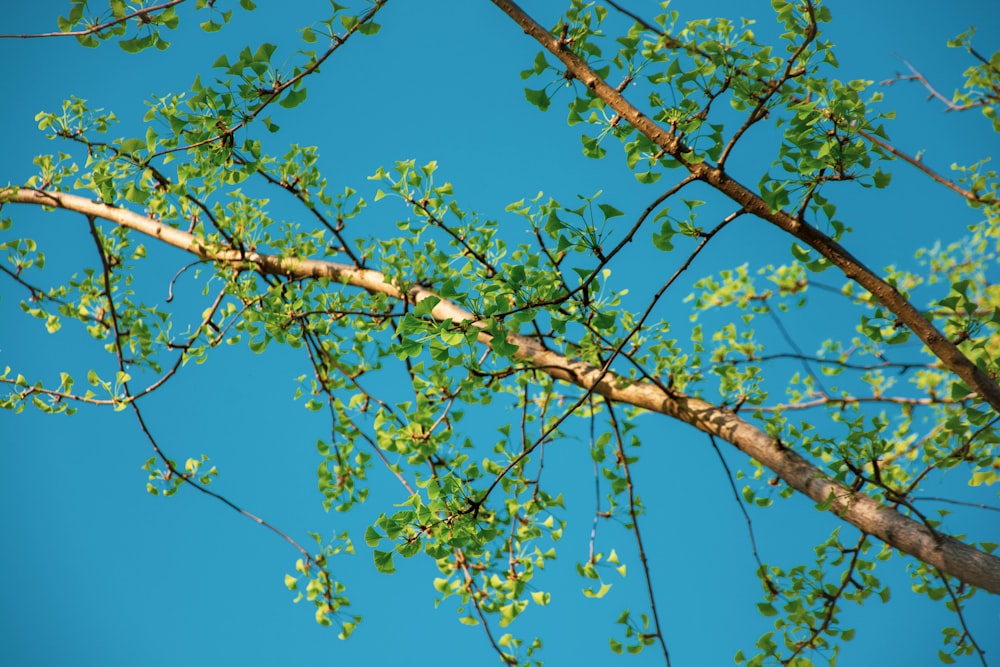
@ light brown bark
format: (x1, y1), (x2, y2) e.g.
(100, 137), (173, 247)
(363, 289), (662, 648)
(7, 186), (999, 595)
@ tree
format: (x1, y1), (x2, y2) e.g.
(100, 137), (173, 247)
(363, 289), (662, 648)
(2, 1), (999, 665)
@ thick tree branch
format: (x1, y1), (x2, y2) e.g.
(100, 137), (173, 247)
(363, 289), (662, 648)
(487, 0), (1000, 416)
(7, 187), (999, 595)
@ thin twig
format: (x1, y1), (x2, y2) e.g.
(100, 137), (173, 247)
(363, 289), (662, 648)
(607, 401), (671, 666)
(934, 568), (987, 666)
(0, 0), (186, 39)
(707, 435), (774, 594)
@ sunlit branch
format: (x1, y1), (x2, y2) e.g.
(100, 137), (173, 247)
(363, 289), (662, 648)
(8, 187), (1000, 594)
(52, 131), (235, 243)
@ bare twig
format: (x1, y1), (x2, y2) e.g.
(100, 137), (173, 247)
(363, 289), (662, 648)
(708, 435), (774, 594)
(881, 54), (988, 112)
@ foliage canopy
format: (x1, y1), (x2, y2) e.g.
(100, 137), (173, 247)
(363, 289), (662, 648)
(2, 1), (1000, 665)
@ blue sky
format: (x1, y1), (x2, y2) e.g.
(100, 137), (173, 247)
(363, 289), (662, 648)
(2, 1), (1000, 666)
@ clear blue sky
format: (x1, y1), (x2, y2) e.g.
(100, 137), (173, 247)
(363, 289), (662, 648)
(2, 1), (999, 666)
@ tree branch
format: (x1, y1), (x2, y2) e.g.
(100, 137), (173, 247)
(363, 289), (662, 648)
(881, 54), (991, 112)
(8, 186), (999, 595)
(487, 0), (1000, 417)
(855, 127), (985, 203)
(0, 0), (186, 39)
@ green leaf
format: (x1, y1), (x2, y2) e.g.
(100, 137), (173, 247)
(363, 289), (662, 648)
(524, 88), (550, 112)
(119, 138), (145, 154)
(815, 490), (835, 511)
(530, 590), (550, 606)
(491, 335), (519, 358)
(280, 87), (308, 109)
(373, 549), (395, 573)
(119, 36), (150, 53)
(756, 602), (778, 617)
(582, 583), (611, 598)
(398, 537), (421, 558)
(338, 621), (357, 640)
(582, 134), (606, 159)
(872, 168), (891, 188)
(652, 220), (674, 251)
(252, 43), (277, 62)
(414, 296), (441, 317)
(598, 203), (624, 219)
